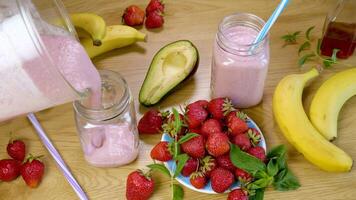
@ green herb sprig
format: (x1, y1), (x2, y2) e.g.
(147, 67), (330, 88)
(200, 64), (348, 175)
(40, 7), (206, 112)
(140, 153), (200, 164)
(230, 144), (300, 200)
(281, 26), (350, 68)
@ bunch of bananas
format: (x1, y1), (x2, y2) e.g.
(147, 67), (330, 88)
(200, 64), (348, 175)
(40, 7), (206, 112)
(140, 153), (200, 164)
(273, 67), (356, 172)
(70, 13), (146, 58)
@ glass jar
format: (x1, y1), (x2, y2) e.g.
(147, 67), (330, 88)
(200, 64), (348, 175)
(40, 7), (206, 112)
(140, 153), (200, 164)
(0, 0), (95, 122)
(320, 0), (355, 59)
(210, 13), (269, 108)
(73, 70), (139, 168)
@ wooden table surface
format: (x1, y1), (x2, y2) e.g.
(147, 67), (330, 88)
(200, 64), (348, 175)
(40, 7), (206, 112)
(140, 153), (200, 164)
(1, 0), (356, 199)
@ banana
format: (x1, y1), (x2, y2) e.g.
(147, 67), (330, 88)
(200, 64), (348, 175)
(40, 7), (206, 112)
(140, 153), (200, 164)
(310, 68), (356, 141)
(70, 13), (106, 46)
(273, 68), (353, 172)
(81, 25), (146, 58)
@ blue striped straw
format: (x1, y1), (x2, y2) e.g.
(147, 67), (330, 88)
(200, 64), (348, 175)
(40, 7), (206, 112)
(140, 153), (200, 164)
(251, 0), (290, 51)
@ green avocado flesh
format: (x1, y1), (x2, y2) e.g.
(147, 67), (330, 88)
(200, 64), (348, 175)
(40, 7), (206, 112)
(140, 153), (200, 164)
(139, 40), (199, 106)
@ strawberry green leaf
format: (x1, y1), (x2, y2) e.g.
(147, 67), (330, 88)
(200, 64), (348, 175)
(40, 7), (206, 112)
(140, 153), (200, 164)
(305, 26), (315, 41)
(230, 144), (266, 174)
(316, 38), (322, 55)
(249, 188), (265, 200)
(298, 41), (311, 55)
(178, 133), (199, 144)
(323, 59), (333, 68)
(172, 184), (184, 200)
(147, 163), (171, 178)
(273, 168), (301, 191)
(174, 153), (189, 177)
(298, 53), (315, 67)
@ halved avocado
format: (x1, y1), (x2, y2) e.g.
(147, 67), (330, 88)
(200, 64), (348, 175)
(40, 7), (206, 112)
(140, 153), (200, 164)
(139, 40), (199, 106)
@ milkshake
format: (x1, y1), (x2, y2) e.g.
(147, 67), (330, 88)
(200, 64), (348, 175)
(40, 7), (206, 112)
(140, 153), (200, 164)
(211, 13), (270, 108)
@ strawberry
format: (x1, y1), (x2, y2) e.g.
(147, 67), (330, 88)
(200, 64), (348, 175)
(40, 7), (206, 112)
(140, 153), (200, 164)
(199, 156), (217, 177)
(181, 157), (199, 177)
(235, 168), (252, 183)
(185, 105), (208, 129)
(150, 141), (173, 161)
(227, 111), (249, 137)
(228, 189), (249, 200)
(189, 172), (207, 189)
(247, 146), (266, 163)
(210, 167), (234, 193)
(122, 5), (145, 26)
(207, 97), (235, 120)
(7, 139), (26, 161)
(0, 159), (21, 182)
(145, 0), (165, 14)
(20, 155), (45, 188)
(186, 100), (209, 110)
(206, 132), (230, 157)
(138, 109), (166, 134)
(232, 133), (251, 151)
(247, 128), (261, 146)
(126, 170), (154, 200)
(181, 135), (205, 158)
(216, 154), (236, 172)
(162, 113), (186, 137)
(188, 128), (202, 135)
(145, 11), (164, 29)
(200, 119), (222, 138)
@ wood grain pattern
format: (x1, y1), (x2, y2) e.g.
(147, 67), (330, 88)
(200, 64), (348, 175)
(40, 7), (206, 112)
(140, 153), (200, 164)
(1, 0), (356, 199)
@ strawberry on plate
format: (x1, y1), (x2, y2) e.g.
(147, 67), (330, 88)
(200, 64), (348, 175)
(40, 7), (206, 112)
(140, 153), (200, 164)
(7, 138), (26, 161)
(201, 119), (222, 138)
(185, 104), (208, 129)
(181, 157), (199, 177)
(216, 154), (236, 172)
(150, 141), (173, 161)
(181, 134), (205, 159)
(199, 155), (217, 177)
(228, 189), (249, 200)
(227, 111), (249, 137)
(21, 155), (45, 188)
(206, 132), (230, 157)
(126, 170), (154, 200)
(232, 133), (251, 151)
(247, 146), (266, 163)
(210, 167), (234, 193)
(190, 172), (207, 189)
(0, 159), (21, 182)
(247, 128), (262, 146)
(234, 168), (252, 183)
(207, 97), (235, 120)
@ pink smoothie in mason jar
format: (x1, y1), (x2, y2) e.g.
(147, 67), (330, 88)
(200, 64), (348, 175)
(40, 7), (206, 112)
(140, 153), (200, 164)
(211, 13), (269, 108)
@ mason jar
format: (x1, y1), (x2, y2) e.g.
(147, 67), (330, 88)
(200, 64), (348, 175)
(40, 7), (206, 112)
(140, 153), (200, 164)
(73, 70), (139, 168)
(210, 13), (270, 108)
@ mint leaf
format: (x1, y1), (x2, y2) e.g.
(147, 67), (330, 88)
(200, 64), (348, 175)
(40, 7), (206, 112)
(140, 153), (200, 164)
(168, 141), (181, 159)
(273, 168), (300, 191)
(267, 145), (287, 159)
(178, 133), (199, 144)
(298, 53), (315, 67)
(172, 108), (182, 136)
(248, 177), (273, 190)
(298, 41), (311, 55)
(254, 170), (269, 179)
(147, 163), (171, 178)
(267, 158), (279, 177)
(174, 154), (189, 177)
(230, 144), (266, 174)
(249, 188), (265, 200)
(305, 26), (315, 40)
(172, 184), (184, 200)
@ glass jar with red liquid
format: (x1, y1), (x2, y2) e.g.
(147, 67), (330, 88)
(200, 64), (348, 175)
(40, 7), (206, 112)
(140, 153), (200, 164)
(321, 0), (355, 59)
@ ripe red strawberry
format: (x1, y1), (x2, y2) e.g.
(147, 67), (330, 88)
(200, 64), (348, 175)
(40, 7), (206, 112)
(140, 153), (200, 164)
(210, 167), (234, 193)
(20, 155), (45, 188)
(206, 132), (230, 157)
(216, 154), (236, 172)
(228, 189), (249, 200)
(181, 157), (199, 177)
(235, 168), (252, 183)
(247, 128), (261, 146)
(247, 146), (266, 163)
(199, 156), (217, 177)
(162, 113), (186, 137)
(188, 128), (202, 135)
(185, 106), (208, 129)
(201, 119), (222, 138)
(189, 172), (207, 189)
(146, 0), (165, 14)
(7, 139), (26, 161)
(232, 133), (251, 151)
(186, 100), (209, 110)
(138, 109), (165, 134)
(181, 135), (205, 158)
(126, 170), (154, 200)
(207, 98), (235, 120)
(150, 141), (173, 161)
(0, 159), (21, 182)
(145, 11), (164, 29)
(227, 111), (249, 137)
(122, 5), (145, 26)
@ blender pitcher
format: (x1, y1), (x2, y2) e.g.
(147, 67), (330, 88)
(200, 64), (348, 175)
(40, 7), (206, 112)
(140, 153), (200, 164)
(0, 0), (85, 121)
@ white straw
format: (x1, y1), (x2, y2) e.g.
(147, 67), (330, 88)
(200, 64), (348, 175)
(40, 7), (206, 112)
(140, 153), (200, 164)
(27, 113), (89, 200)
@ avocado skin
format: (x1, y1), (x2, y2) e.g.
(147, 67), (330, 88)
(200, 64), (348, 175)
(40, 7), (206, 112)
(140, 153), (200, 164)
(139, 40), (199, 106)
